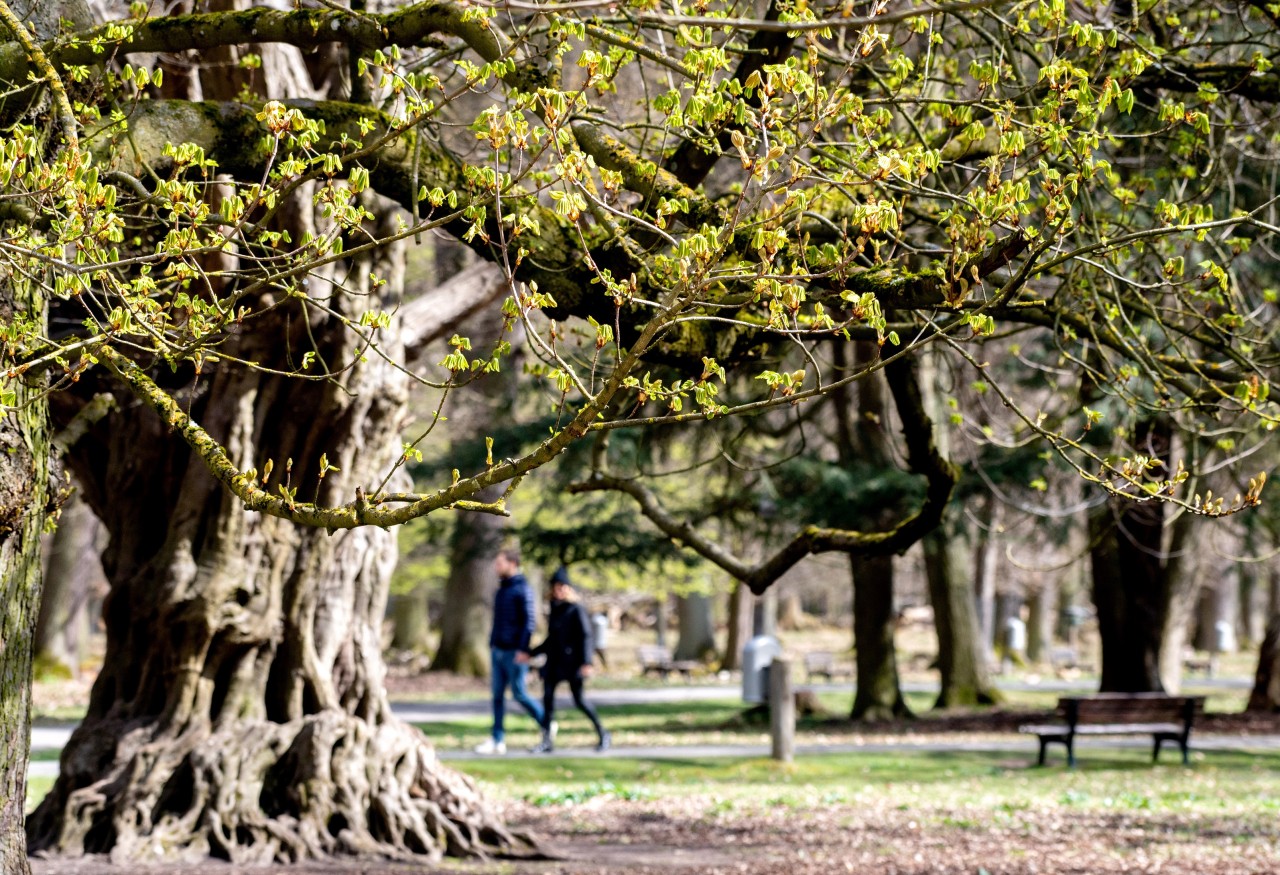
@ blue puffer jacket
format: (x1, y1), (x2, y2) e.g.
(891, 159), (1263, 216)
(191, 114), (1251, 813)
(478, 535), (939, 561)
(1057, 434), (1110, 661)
(490, 573), (537, 652)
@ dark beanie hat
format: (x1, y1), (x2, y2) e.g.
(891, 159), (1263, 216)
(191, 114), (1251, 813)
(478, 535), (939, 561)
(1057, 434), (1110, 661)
(549, 566), (572, 587)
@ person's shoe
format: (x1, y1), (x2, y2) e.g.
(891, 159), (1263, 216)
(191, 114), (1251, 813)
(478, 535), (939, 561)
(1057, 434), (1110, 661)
(595, 731), (612, 753)
(530, 732), (554, 754)
(474, 738), (506, 755)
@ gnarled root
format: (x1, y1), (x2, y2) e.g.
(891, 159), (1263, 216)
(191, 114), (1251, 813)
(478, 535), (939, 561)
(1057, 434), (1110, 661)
(29, 713), (536, 865)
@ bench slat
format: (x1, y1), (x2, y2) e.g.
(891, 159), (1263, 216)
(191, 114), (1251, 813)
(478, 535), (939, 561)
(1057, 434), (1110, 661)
(1019, 693), (1203, 767)
(1073, 723), (1182, 735)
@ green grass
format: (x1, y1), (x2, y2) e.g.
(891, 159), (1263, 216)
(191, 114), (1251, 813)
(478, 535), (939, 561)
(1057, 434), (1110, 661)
(456, 747), (1280, 824)
(26, 775), (55, 813)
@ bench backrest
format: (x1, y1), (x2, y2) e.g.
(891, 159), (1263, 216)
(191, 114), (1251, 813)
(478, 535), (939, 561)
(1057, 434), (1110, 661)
(637, 644), (671, 665)
(804, 652), (834, 671)
(1059, 694), (1202, 727)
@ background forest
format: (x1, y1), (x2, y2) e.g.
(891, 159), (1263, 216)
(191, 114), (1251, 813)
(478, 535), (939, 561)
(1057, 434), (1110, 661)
(4, 0), (1280, 872)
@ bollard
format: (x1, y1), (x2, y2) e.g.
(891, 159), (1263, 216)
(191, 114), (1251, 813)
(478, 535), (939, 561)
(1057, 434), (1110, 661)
(769, 656), (794, 762)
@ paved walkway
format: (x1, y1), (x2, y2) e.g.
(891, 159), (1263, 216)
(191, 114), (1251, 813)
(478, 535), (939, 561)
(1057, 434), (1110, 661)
(26, 677), (1273, 779)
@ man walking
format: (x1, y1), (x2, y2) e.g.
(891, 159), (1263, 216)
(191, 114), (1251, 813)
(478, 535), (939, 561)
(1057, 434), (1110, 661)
(475, 548), (545, 754)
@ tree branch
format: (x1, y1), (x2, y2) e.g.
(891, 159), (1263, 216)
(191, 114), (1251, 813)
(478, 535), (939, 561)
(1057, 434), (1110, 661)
(0, 1), (502, 87)
(569, 355), (958, 594)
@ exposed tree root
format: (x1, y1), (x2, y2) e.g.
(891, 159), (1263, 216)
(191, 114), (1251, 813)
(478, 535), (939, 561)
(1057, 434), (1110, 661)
(30, 713), (537, 865)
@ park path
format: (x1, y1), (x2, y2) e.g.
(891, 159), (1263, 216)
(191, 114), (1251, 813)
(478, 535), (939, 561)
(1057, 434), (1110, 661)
(28, 676), (1273, 777)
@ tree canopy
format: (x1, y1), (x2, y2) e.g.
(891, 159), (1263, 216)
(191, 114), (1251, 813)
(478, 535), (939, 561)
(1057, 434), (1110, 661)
(6, 0), (1280, 867)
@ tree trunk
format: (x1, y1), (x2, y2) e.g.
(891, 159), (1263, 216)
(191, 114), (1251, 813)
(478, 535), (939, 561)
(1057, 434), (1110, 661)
(778, 589), (816, 632)
(1239, 564), (1260, 649)
(674, 592), (716, 662)
(35, 491), (98, 678)
(721, 580), (752, 671)
(752, 588), (777, 639)
(30, 218), (524, 864)
(1089, 497), (1165, 692)
(1156, 505), (1197, 693)
(390, 583), (432, 654)
(1247, 614), (1280, 712)
(972, 495), (1000, 665)
(0, 278), (53, 875)
(655, 594), (669, 649)
(850, 554), (909, 721)
(431, 491), (503, 677)
(923, 509), (998, 708)
(1269, 567), (1280, 619)
(1192, 587), (1218, 652)
(1027, 580), (1054, 665)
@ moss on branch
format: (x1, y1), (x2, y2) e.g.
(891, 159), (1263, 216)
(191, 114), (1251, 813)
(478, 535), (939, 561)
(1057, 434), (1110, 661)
(0, 1), (502, 87)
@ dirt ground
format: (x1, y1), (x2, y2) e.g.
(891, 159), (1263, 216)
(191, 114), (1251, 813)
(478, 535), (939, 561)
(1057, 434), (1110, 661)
(30, 788), (1280, 875)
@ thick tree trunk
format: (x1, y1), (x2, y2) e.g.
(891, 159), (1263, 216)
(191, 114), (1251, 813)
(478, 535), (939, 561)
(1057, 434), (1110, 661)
(655, 594), (670, 649)
(390, 583), (432, 654)
(1027, 581), (1054, 665)
(1089, 497), (1165, 692)
(1251, 567), (1280, 711)
(30, 224), (525, 864)
(1247, 614), (1280, 712)
(35, 491), (98, 678)
(777, 590), (811, 631)
(923, 510), (998, 708)
(674, 593), (716, 662)
(972, 495), (1000, 664)
(0, 281), (52, 875)
(1155, 503), (1197, 693)
(432, 490), (504, 677)
(850, 554), (909, 721)
(1239, 564), (1260, 649)
(721, 580), (752, 672)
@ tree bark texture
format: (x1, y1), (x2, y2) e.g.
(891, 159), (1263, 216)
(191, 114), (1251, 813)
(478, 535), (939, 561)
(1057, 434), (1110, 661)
(0, 278), (52, 875)
(30, 205), (525, 863)
(923, 509), (998, 708)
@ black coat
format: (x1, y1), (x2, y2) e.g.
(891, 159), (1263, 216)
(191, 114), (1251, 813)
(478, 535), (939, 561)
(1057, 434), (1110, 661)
(532, 599), (594, 679)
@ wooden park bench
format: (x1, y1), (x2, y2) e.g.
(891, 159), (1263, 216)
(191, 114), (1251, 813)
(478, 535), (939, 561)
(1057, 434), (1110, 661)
(636, 644), (699, 681)
(803, 651), (853, 683)
(1019, 693), (1204, 767)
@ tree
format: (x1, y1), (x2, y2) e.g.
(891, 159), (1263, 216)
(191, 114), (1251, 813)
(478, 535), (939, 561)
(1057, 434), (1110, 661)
(34, 490), (100, 678)
(7, 0), (1280, 868)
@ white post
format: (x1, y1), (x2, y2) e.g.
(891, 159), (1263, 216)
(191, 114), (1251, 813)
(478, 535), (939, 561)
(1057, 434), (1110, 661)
(770, 657), (794, 762)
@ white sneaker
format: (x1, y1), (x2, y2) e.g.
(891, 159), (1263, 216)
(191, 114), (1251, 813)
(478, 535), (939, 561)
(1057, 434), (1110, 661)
(474, 738), (506, 755)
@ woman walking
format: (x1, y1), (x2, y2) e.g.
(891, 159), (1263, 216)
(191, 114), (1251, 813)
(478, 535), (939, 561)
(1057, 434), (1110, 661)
(530, 567), (611, 753)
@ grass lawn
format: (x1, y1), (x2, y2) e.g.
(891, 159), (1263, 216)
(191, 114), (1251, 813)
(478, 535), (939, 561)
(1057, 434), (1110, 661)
(458, 747), (1280, 818)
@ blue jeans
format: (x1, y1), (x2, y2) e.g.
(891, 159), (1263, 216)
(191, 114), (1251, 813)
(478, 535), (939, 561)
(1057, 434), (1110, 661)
(490, 647), (545, 742)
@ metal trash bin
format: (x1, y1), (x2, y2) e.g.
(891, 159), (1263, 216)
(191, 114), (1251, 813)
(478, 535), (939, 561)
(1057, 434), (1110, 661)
(1004, 616), (1027, 656)
(742, 635), (781, 704)
(1213, 619), (1237, 654)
